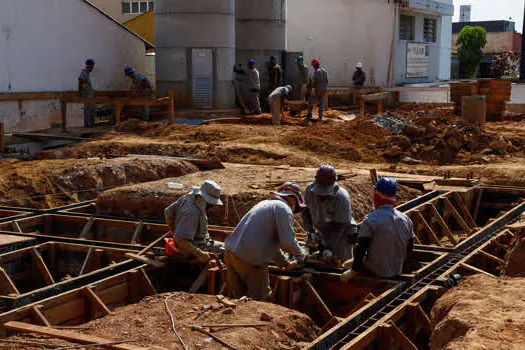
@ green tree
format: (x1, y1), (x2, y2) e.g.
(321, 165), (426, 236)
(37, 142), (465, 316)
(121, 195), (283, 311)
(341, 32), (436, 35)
(456, 26), (487, 78)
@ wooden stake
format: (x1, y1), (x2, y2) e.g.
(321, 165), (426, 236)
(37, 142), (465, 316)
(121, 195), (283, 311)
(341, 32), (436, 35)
(79, 216), (95, 239)
(79, 248), (93, 276)
(115, 103), (122, 125)
(30, 248), (55, 285)
(3, 321), (143, 350)
(131, 221), (144, 244)
(0, 267), (19, 295)
(386, 321), (417, 350)
(406, 303), (431, 335)
(189, 268), (209, 293)
(427, 204), (457, 245)
(31, 306), (51, 327)
(304, 280), (333, 324)
(415, 212), (443, 247)
(377, 88), (384, 114)
(138, 268), (157, 295)
(370, 169), (379, 185)
(479, 250), (505, 265)
(444, 198), (472, 236)
(360, 96), (365, 118)
(167, 90), (175, 124)
(459, 262), (497, 278)
(452, 193), (477, 228)
(83, 286), (111, 318)
(12, 221), (23, 233)
(191, 325), (239, 350)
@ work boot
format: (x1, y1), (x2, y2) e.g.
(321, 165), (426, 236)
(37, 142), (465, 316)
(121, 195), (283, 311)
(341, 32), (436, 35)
(301, 118), (310, 127)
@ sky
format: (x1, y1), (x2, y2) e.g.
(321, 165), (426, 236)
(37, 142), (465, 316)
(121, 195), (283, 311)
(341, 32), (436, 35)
(453, 0), (524, 32)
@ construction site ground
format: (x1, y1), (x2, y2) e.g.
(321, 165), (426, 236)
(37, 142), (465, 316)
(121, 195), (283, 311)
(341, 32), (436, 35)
(2, 103), (525, 349)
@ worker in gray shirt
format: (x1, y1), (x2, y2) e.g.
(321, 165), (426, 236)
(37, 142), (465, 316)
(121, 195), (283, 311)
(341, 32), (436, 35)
(305, 59), (329, 125)
(302, 165), (357, 264)
(352, 62), (366, 105)
(225, 182), (307, 301)
(341, 178), (415, 282)
(125, 66), (154, 121)
(268, 85), (292, 126)
(295, 56), (309, 101)
(164, 180), (224, 264)
(234, 59), (261, 115)
(78, 59), (95, 128)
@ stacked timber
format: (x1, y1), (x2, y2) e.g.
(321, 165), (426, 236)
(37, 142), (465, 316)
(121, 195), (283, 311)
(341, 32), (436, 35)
(450, 81), (478, 115)
(478, 80), (512, 121)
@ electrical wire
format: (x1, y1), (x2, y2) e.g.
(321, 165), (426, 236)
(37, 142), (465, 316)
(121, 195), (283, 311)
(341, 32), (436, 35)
(164, 294), (189, 350)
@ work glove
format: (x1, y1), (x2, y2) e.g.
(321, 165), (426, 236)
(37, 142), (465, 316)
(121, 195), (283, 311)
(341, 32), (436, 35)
(286, 260), (303, 271)
(340, 270), (361, 283)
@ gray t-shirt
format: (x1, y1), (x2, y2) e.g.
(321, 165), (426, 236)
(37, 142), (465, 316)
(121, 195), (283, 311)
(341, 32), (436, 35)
(78, 69), (93, 98)
(225, 199), (304, 266)
(247, 68), (260, 90)
(164, 192), (211, 242)
(268, 87), (289, 102)
(358, 205), (414, 278)
(312, 68), (328, 92)
(132, 72), (153, 92)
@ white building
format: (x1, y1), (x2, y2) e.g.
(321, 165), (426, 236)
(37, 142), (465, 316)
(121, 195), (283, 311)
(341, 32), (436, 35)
(0, 0), (152, 132)
(287, 0), (454, 86)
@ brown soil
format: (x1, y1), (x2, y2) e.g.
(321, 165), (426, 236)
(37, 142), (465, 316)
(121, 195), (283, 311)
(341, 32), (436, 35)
(0, 157), (197, 208)
(503, 218), (525, 276)
(96, 163), (423, 226)
(430, 275), (525, 350)
(6, 293), (320, 350)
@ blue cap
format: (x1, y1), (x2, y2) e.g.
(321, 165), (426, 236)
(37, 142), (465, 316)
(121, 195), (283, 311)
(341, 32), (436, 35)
(85, 59), (95, 66)
(374, 177), (397, 196)
(124, 66), (133, 74)
(248, 59), (255, 65)
(270, 56), (277, 60)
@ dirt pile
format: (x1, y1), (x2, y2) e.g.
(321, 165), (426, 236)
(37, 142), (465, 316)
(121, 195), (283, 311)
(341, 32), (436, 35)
(503, 218), (525, 276)
(96, 164), (422, 226)
(6, 293), (320, 349)
(0, 157), (197, 209)
(430, 275), (525, 350)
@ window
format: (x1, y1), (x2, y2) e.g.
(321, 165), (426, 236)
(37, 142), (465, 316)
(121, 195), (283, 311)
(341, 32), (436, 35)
(122, 1), (154, 14)
(424, 18), (437, 43)
(400, 15), (415, 41)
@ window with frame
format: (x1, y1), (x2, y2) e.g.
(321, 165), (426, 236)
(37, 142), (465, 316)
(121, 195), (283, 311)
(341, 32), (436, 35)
(400, 15), (415, 41)
(122, 1), (154, 14)
(424, 18), (437, 43)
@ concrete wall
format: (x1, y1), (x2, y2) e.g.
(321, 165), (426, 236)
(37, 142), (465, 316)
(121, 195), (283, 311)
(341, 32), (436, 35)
(0, 0), (148, 132)
(287, 0), (396, 87)
(439, 15), (452, 80)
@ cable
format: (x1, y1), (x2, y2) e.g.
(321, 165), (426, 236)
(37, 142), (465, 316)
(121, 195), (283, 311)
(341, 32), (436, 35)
(164, 294), (189, 350)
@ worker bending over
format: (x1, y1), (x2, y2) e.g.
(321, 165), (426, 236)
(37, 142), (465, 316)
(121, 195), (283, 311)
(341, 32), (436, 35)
(234, 59), (261, 115)
(268, 85), (292, 126)
(78, 59), (96, 128)
(125, 66), (154, 121)
(225, 183), (307, 301)
(295, 56), (309, 101)
(164, 180), (224, 264)
(341, 178), (414, 282)
(352, 62), (366, 105)
(302, 165), (357, 264)
(305, 59), (328, 125)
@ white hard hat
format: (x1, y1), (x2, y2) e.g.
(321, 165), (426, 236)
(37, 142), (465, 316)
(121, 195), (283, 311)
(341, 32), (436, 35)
(195, 180), (223, 206)
(356, 62), (363, 69)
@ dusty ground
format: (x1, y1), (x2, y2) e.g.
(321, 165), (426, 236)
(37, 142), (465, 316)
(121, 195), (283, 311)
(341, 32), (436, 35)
(5, 293), (320, 350)
(430, 275), (525, 350)
(96, 163), (423, 225)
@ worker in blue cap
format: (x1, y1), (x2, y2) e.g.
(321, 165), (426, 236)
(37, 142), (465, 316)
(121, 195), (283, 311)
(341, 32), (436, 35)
(267, 55), (283, 91)
(78, 59), (96, 127)
(296, 56), (309, 101)
(341, 177), (415, 282)
(234, 59), (261, 114)
(125, 66), (154, 121)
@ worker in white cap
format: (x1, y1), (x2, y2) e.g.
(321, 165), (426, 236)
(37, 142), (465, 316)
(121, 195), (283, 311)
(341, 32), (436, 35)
(268, 85), (293, 126)
(225, 182), (307, 301)
(352, 62), (366, 105)
(164, 180), (224, 263)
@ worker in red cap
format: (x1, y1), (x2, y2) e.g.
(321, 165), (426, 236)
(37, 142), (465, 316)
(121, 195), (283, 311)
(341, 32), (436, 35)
(305, 59), (329, 125)
(78, 59), (96, 127)
(225, 182), (307, 301)
(341, 178), (415, 282)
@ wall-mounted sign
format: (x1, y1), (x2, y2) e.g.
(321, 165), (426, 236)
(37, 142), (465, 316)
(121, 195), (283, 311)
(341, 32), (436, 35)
(406, 42), (429, 79)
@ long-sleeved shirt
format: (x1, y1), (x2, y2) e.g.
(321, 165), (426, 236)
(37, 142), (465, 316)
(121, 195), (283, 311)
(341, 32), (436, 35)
(298, 63), (309, 86)
(131, 72), (153, 92)
(225, 199), (304, 267)
(268, 86), (289, 102)
(353, 205), (414, 278)
(78, 69), (93, 98)
(164, 192), (211, 243)
(312, 68), (329, 92)
(268, 64), (283, 89)
(352, 69), (366, 88)
(235, 67), (261, 91)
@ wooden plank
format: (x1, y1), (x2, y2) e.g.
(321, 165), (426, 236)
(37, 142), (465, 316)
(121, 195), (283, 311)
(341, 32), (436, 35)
(167, 90), (175, 124)
(125, 253), (165, 268)
(189, 268), (209, 293)
(4, 321), (144, 350)
(459, 262), (497, 278)
(131, 221), (144, 244)
(479, 250), (505, 265)
(78, 248), (93, 276)
(453, 193), (477, 228)
(304, 280), (333, 324)
(359, 97), (365, 117)
(0, 123), (4, 154)
(427, 204), (457, 245)
(12, 133), (91, 142)
(138, 268), (157, 295)
(444, 198), (472, 235)
(11, 221), (23, 233)
(387, 321), (417, 350)
(30, 248), (55, 286)
(79, 216), (95, 239)
(83, 286), (112, 317)
(115, 102), (122, 125)
(30, 306), (51, 327)
(415, 212), (443, 247)
(473, 188), (484, 222)
(207, 267), (220, 295)
(362, 92), (389, 102)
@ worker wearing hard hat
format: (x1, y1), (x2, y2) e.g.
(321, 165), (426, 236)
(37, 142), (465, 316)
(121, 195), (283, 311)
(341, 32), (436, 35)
(225, 182), (307, 301)
(305, 59), (329, 125)
(125, 66), (154, 121)
(352, 62), (366, 105)
(302, 165), (357, 264)
(78, 59), (96, 128)
(341, 178), (415, 282)
(164, 180), (224, 264)
(296, 56), (310, 101)
(268, 85), (292, 126)
(268, 55), (283, 91)
(234, 59), (261, 115)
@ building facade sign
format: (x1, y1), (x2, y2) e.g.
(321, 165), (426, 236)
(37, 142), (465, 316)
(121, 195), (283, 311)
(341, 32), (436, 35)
(406, 42), (430, 78)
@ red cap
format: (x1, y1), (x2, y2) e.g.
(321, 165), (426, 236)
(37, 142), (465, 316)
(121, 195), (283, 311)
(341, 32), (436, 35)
(311, 59), (320, 67)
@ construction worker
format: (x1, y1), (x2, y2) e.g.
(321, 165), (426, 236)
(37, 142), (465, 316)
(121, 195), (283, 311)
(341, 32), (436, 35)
(225, 182), (307, 301)
(125, 66), (154, 121)
(341, 178), (415, 282)
(78, 59), (96, 128)
(234, 59), (261, 115)
(305, 59), (328, 125)
(268, 56), (283, 91)
(352, 62), (366, 105)
(302, 165), (357, 264)
(164, 180), (224, 264)
(268, 85), (292, 126)
(296, 56), (309, 101)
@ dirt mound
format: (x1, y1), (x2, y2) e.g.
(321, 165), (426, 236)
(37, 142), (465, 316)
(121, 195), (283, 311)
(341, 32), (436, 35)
(430, 275), (525, 350)
(503, 219), (525, 276)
